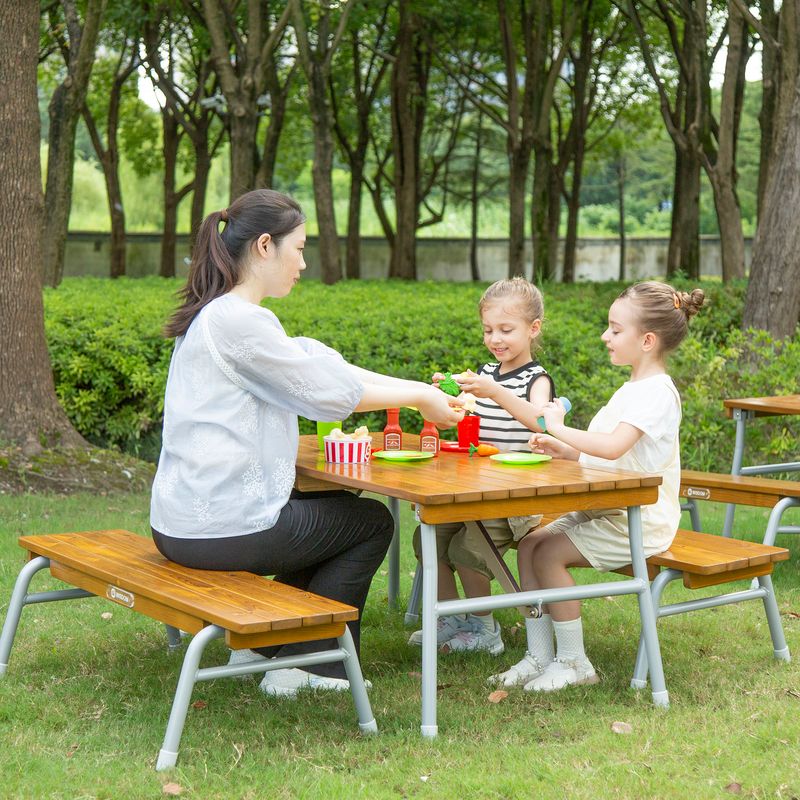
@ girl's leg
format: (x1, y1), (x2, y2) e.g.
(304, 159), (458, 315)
(488, 532), (555, 686)
(523, 533), (599, 691)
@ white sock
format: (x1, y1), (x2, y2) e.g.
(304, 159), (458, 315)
(525, 614), (554, 665)
(471, 613), (496, 632)
(552, 617), (587, 662)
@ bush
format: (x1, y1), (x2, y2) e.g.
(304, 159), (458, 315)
(44, 277), (800, 471)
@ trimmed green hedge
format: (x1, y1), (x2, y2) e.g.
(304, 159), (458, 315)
(44, 277), (800, 471)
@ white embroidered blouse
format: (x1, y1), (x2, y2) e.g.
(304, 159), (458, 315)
(150, 293), (363, 538)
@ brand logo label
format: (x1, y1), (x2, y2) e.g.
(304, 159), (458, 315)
(106, 585), (135, 608)
(685, 487), (710, 499)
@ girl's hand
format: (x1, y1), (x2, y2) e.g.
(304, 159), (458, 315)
(541, 399), (567, 432)
(455, 370), (497, 399)
(418, 385), (463, 428)
(430, 371), (447, 388)
(528, 432), (579, 460)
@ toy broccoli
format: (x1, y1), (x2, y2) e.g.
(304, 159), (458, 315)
(438, 372), (462, 397)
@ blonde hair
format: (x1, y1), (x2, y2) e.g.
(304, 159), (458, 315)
(479, 276), (544, 324)
(618, 281), (705, 352)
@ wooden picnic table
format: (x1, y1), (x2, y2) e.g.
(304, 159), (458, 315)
(294, 433), (667, 736)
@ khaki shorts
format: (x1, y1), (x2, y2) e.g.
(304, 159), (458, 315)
(412, 515), (541, 579)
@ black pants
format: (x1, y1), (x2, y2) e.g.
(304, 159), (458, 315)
(152, 490), (393, 677)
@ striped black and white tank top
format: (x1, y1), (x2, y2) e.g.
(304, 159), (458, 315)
(475, 361), (554, 452)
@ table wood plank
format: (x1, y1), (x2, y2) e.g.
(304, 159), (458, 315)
(723, 394), (800, 418)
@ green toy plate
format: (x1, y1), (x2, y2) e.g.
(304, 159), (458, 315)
(373, 450), (435, 462)
(489, 452), (552, 465)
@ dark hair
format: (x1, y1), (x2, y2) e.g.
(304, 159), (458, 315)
(618, 281), (706, 353)
(165, 189), (305, 337)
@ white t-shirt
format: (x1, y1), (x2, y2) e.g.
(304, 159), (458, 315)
(579, 373), (682, 551)
(150, 294), (363, 538)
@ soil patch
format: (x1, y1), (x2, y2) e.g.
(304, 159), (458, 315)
(0, 444), (155, 496)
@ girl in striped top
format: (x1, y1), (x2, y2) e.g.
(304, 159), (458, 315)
(409, 277), (555, 656)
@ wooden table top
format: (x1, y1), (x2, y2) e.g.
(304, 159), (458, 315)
(295, 434), (661, 525)
(723, 394), (800, 418)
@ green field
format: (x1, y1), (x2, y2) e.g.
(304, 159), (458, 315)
(0, 491), (798, 799)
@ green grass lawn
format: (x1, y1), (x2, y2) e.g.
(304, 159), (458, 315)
(0, 491), (798, 799)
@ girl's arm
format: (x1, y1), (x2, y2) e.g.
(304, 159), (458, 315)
(541, 401), (643, 460)
(456, 370), (552, 432)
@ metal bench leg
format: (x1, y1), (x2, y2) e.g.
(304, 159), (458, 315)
(687, 499), (702, 532)
(0, 556), (51, 676)
(761, 497), (800, 547)
(723, 410), (749, 537)
(758, 574), (791, 662)
(157, 624), (224, 771)
(164, 625), (184, 652)
(631, 569), (675, 689)
(338, 625), (378, 735)
(405, 563), (422, 625)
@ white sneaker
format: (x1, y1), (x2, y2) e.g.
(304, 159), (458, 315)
(259, 668), (371, 698)
(228, 648), (269, 666)
(441, 618), (505, 656)
(408, 614), (472, 646)
(523, 657), (599, 692)
(487, 651), (546, 687)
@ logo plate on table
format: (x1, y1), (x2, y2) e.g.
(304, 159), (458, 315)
(106, 584), (135, 608)
(685, 487), (711, 499)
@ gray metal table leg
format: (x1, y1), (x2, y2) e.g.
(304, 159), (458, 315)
(405, 564), (422, 625)
(631, 569), (676, 688)
(164, 625), (183, 652)
(338, 625), (378, 734)
(628, 505), (669, 707)
(723, 410), (750, 537)
(0, 556), (50, 675)
(388, 497), (400, 610)
(157, 624), (225, 771)
(419, 518), (439, 737)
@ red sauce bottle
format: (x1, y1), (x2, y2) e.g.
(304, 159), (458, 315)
(383, 408), (403, 451)
(419, 419), (440, 456)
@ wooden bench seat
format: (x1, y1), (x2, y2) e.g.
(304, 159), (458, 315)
(680, 469), (800, 546)
(0, 530), (377, 770)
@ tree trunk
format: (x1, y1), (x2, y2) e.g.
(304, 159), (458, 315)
(0, 1), (84, 447)
(390, 5), (422, 280)
(507, 146), (529, 278)
(41, 0), (105, 288)
(161, 110), (179, 278)
(469, 113), (483, 282)
(742, 73), (800, 337)
(709, 172), (746, 282)
(531, 142), (554, 281)
(667, 147), (701, 279)
(344, 151), (364, 279)
(308, 69), (342, 284)
(190, 142), (212, 248)
(617, 155), (626, 281)
(756, 0), (778, 217)
(228, 111), (258, 200)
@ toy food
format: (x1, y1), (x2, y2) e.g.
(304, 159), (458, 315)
(469, 443), (500, 457)
(326, 426), (371, 441)
(437, 372), (462, 397)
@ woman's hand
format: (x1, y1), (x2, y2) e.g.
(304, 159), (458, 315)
(455, 369), (497, 399)
(417, 385), (464, 428)
(528, 432), (579, 461)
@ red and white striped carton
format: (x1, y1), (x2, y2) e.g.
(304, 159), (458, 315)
(324, 436), (372, 464)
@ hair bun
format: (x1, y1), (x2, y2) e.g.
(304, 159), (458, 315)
(680, 288), (705, 319)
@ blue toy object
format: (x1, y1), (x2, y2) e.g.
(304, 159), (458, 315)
(537, 396), (572, 432)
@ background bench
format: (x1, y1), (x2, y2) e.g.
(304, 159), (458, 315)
(680, 469), (800, 546)
(0, 529), (377, 770)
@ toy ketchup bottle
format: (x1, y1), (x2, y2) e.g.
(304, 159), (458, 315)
(383, 408), (403, 451)
(419, 419), (440, 456)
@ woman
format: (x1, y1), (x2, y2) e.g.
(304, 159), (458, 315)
(150, 189), (461, 697)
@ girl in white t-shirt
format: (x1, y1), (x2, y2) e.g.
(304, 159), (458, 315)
(489, 281), (705, 692)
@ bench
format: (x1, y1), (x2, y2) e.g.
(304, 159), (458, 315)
(407, 521), (791, 685)
(680, 469), (800, 545)
(0, 530), (377, 770)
